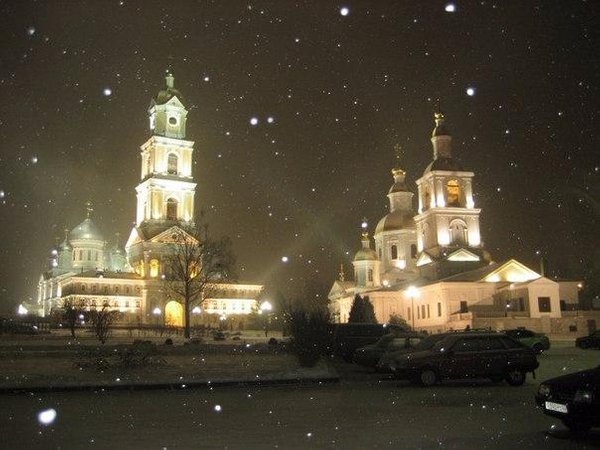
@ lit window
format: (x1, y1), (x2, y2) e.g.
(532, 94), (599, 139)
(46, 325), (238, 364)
(150, 259), (159, 278)
(447, 180), (461, 206)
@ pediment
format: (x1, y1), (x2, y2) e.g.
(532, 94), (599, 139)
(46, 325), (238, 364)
(447, 249), (480, 262)
(150, 226), (198, 245)
(483, 259), (540, 283)
(165, 96), (185, 109)
(416, 252), (433, 267)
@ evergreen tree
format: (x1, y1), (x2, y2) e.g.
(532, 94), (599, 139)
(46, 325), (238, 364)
(348, 294), (377, 323)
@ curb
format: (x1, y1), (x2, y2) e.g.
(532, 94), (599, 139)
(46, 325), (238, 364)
(0, 375), (340, 395)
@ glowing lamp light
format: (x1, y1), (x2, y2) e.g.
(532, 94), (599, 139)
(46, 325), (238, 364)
(466, 87), (476, 96)
(192, 306), (202, 314)
(340, 7), (349, 16)
(445, 3), (456, 13)
(37, 408), (57, 426)
(152, 307), (161, 316)
(406, 286), (420, 299)
(281, 256), (289, 263)
(17, 304), (28, 315)
(260, 301), (273, 312)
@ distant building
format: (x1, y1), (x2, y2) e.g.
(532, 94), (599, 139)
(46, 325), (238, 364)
(37, 74), (263, 326)
(329, 113), (589, 335)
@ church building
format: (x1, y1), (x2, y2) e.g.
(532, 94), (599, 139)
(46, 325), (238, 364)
(329, 113), (582, 335)
(37, 74), (263, 327)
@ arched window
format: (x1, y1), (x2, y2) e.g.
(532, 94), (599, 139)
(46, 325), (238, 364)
(391, 244), (398, 260)
(423, 189), (431, 211)
(167, 154), (178, 175)
(447, 180), (461, 206)
(368, 269), (373, 282)
(146, 156), (152, 176)
(411, 244), (417, 259)
(166, 198), (178, 220)
(150, 259), (159, 278)
(449, 220), (468, 245)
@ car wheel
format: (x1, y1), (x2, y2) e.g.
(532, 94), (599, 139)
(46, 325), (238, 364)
(578, 340), (589, 349)
(418, 368), (438, 387)
(532, 343), (544, 354)
(505, 369), (526, 386)
(562, 418), (591, 433)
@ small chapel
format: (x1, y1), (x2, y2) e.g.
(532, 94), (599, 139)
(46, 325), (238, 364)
(36, 74), (263, 327)
(328, 113), (582, 334)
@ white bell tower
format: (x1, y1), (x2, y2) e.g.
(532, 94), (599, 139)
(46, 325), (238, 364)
(135, 72), (197, 236)
(414, 113), (488, 279)
(126, 73), (198, 279)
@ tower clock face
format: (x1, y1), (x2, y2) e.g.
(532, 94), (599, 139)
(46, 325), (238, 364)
(168, 116), (178, 125)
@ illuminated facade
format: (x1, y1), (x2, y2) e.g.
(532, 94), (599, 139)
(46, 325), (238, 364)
(329, 114), (578, 333)
(37, 74), (263, 325)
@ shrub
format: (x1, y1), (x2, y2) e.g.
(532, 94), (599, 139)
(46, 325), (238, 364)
(285, 305), (331, 367)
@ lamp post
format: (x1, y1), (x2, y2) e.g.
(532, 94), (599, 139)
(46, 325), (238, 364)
(406, 286), (419, 331)
(152, 307), (162, 327)
(259, 300), (273, 337)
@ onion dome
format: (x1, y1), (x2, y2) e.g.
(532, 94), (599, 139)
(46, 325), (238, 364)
(354, 231), (378, 261)
(70, 202), (104, 241)
(154, 72), (184, 105)
(375, 167), (415, 234)
(375, 211), (414, 234)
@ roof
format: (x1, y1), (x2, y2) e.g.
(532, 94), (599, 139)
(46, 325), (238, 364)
(354, 247), (378, 261)
(70, 218), (104, 241)
(75, 270), (142, 280)
(375, 210), (415, 234)
(423, 157), (465, 174)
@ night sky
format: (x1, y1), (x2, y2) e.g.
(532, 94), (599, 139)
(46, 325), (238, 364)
(1, 1), (599, 313)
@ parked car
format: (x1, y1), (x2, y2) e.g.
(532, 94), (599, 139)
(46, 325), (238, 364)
(504, 328), (550, 353)
(388, 332), (539, 386)
(213, 331), (226, 341)
(0, 318), (39, 335)
(352, 332), (423, 368)
(329, 323), (388, 362)
(377, 332), (451, 372)
(535, 365), (600, 432)
(575, 330), (600, 349)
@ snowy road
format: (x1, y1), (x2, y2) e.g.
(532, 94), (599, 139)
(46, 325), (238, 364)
(2, 346), (599, 449)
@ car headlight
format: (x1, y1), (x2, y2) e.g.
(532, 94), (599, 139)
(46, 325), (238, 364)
(574, 390), (593, 403)
(538, 384), (551, 397)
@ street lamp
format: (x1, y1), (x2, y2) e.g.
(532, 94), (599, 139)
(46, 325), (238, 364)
(153, 307), (162, 326)
(405, 286), (420, 331)
(259, 300), (273, 337)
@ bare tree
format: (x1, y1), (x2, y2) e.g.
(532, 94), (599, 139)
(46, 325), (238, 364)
(62, 298), (86, 338)
(88, 302), (122, 344)
(163, 225), (236, 339)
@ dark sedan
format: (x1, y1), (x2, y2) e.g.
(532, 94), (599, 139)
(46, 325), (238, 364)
(575, 330), (600, 349)
(535, 365), (600, 433)
(389, 332), (539, 386)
